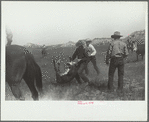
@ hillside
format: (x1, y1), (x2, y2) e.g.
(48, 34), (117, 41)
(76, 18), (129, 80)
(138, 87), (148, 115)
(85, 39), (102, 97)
(92, 38), (111, 45)
(123, 29), (145, 43)
(24, 43), (42, 48)
(61, 41), (75, 47)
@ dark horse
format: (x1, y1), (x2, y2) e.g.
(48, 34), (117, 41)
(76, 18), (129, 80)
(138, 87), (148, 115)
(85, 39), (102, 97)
(133, 42), (145, 61)
(53, 57), (83, 84)
(6, 45), (43, 100)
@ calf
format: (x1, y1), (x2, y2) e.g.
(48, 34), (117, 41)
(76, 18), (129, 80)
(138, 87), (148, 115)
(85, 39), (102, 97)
(53, 59), (83, 84)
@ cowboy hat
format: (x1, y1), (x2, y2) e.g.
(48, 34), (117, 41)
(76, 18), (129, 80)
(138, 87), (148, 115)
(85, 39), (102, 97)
(75, 40), (86, 47)
(111, 31), (123, 38)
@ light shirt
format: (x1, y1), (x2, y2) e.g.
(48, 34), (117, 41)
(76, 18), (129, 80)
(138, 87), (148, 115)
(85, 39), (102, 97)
(111, 40), (128, 57)
(133, 42), (137, 51)
(87, 44), (97, 56)
(106, 39), (129, 62)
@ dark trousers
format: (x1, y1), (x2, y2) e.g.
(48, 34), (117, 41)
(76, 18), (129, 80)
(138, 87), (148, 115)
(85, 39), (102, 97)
(85, 56), (100, 75)
(108, 57), (124, 90)
(78, 61), (90, 83)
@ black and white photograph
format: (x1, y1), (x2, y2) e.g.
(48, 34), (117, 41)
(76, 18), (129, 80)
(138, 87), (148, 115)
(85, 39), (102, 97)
(1, 1), (148, 121)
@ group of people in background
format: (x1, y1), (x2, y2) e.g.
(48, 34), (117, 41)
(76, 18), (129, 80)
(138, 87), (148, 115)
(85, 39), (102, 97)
(71, 31), (128, 92)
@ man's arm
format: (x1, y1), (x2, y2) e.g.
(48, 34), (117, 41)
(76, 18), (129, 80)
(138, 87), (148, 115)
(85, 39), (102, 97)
(105, 43), (113, 64)
(90, 44), (97, 56)
(72, 48), (78, 61)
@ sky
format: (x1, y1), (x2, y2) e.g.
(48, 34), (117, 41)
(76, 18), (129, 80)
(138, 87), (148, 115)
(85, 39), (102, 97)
(2, 1), (147, 45)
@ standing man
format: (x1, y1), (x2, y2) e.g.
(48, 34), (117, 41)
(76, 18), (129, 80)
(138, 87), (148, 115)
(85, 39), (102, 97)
(105, 31), (129, 92)
(42, 44), (47, 57)
(71, 40), (90, 85)
(6, 27), (13, 46)
(85, 39), (100, 75)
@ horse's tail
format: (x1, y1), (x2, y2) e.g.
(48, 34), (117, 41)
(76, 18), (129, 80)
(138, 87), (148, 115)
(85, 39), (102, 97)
(24, 52), (43, 93)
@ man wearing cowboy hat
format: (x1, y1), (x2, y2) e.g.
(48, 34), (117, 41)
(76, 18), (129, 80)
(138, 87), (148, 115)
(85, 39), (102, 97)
(85, 38), (100, 75)
(105, 31), (128, 92)
(6, 27), (13, 46)
(71, 40), (90, 85)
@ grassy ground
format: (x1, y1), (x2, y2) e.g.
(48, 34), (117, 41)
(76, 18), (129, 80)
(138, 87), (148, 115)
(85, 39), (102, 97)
(5, 44), (145, 101)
